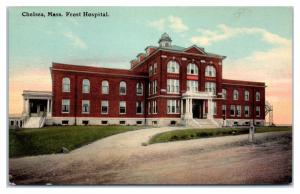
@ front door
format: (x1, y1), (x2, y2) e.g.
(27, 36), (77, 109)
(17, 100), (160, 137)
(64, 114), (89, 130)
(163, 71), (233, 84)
(192, 100), (201, 118)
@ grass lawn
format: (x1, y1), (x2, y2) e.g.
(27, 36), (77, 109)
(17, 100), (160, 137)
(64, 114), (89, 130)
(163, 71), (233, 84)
(149, 126), (292, 144)
(9, 125), (145, 158)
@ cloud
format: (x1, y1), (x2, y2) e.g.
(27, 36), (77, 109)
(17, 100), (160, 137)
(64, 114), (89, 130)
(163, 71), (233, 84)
(220, 29), (292, 124)
(63, 32), (87, 49)
(149, 16), (188, 33)
(191, 24), (290, 46)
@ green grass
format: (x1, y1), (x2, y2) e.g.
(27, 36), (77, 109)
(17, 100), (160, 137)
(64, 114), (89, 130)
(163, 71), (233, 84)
(149, 126), (292, 144)
(9, 125), (144, 158)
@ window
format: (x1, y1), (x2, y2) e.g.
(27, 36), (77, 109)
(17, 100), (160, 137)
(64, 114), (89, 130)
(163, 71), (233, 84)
(148, 101), (151, 114)
(101, 120), (108, 125)
(82, 79), (90, 93)
(256, 106), (260, 117)
(222, 105), (226, 116)
(187, 63), (198, 75)
(119, 101), (126, 114)
(10, 120), (14, 126)
(62, 120), (69, 125)
(62, 77), (70, 92)
(82, 100), (90, 113)
(187, 80), (198, 92)
(62, 99), (70, 113)
(148, 82), (151, 95)
(136, 82), (143, 95)
(167, 60), (179, 73)
(167, 79), (180, 93)
(136, 121), (143, 125)
(119, 81), (126, 95)
(102, 80), (109, 94)
(245, 90), (249, 101)
(149, 65), (153, 76)
(213, 101), (217, 115)
(237, 105), (241, 117)
(205, 65), (216, 77)
(101, 100), (108, 114)
(153, 63), (157, 74)
(136, 101), (143, 114)
(245, 106), (250, 117)
(167, 100), (180, 114)
(205, 82), (216, 95)
(230, 105), (235, 116)
(120, 120), (126, 125)
(222, 89), (227, 99)
(152, 100), (157, 114)
(153, 80), (158, 94)
(82, 120), (89, 125)
(233, 89), (239, 100)
(256, 92), (261, 101)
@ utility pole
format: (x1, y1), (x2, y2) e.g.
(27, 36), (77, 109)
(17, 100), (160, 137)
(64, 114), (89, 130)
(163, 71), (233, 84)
(249, 87), (255, 142)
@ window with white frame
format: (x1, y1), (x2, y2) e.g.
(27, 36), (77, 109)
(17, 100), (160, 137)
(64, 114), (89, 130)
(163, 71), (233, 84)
(82, 79), (90, 93)
(205, 65), (216, 77)
(82, 100), (90, 113)
(148, 82), (151, 95)
(222, 104), (226, 116)
(62, 99), (70, 113)
(149, 65), (153, 76)
(167, 79), (180, 93)
(152, 100), (157, 114)
(222, 89), (227, 99)
(167, 100), (180, 114)
(187, 80), (198, 92)
(102, 80), (109, 94)
(136, 101), (143, 114)
(153, 63), (157, 74)
(167, 60), (179, 73)
(205, 82), (216, 95)
(245, 106), (250, 117)
(101, 100), (108, 114)
(245, 90), (249, 101)
(119, 81), (126, 95)
(233, 89), (239, 100)
(136, 82), (143, 95)
(213, 101), (217, 115)
(119, 101), (126, 114)
(153, 80), (158, 94)
(187, 63), (198, 75)
(230, 105), (235, 116)
(256, 106), (260, 117)
(237, 105), (241, 117)
(256, 92), (260, 101)
(62, 77), (70, 92)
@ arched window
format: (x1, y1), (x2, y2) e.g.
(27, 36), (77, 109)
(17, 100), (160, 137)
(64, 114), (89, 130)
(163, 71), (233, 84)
(233, 89), (239, 100)
(205, 65), (216, 77)
(119, 81), (126, 95)
(102, 80), (109, 94)
(136, 82), (143, 95)
(222, 89), (227, 99)
(187, 63), (198, 75)
(82, 79), (90, 93)
(149, 65), (153, 76)
(245, 90), (250, 101)
(256, 92), (260, 101)
(62, 77), (70, 92)
(167, 60), (179, 73)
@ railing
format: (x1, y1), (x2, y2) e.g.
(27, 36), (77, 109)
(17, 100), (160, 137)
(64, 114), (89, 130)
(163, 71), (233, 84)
(39, 112), (47, 128)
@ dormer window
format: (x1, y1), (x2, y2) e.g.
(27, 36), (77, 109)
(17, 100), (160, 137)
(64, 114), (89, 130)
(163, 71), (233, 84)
(158, 33), (172, 47)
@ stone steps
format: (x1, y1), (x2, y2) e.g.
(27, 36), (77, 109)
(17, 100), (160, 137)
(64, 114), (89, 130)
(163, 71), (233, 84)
(23, 117), (44, 128)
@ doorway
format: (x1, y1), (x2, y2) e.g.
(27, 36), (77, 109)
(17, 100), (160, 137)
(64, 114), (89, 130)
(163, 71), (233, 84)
(29, 99), (47, 116)
(192, 99), (203, 119)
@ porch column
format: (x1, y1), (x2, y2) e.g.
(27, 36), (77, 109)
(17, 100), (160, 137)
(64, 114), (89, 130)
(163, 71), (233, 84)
(185, 99), (189, 114)
(207, 99), (213, 119)
(189, 99), (193, 114)
(25, 98), (29, 116)
(180, 99), (183, 116)
(47, 99), (50, 113)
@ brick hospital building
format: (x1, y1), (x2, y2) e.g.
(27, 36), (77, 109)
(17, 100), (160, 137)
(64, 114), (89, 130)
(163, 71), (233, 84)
(15, 33), (265, 128)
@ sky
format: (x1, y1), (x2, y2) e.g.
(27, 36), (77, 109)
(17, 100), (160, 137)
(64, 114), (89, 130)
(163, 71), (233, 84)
(8, 7), (293, 124)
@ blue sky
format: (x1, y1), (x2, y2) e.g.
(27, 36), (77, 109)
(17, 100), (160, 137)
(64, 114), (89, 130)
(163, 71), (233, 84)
(9, 7), (293, 124)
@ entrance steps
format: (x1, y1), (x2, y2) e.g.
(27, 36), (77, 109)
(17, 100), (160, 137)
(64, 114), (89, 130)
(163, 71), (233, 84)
(190, 119), (219, 128)
(23, 116), (45, 128)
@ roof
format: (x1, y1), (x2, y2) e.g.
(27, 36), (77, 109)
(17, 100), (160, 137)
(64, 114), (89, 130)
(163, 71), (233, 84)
(158, 32), (172, 43)
(52, 62), (147, 77)
(222, 79), (265, 87)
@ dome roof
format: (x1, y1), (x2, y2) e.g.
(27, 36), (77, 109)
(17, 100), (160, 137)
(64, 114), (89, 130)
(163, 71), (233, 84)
(158, 33), (172, 43)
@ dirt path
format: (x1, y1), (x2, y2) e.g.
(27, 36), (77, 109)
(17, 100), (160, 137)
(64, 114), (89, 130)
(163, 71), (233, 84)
(9, 127), (292, 185)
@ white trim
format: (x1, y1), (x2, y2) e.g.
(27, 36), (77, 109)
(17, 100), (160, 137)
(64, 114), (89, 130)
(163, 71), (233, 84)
(221, 82), (266, 88)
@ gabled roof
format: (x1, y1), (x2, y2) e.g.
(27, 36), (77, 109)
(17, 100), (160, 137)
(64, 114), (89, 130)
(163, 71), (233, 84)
(184, 45), (206, 54)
